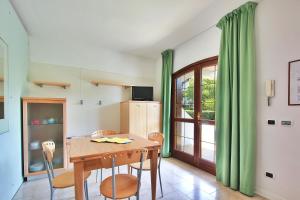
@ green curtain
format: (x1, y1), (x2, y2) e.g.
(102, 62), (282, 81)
(161, 49), (174, 157)
(215, 2), (257, 196)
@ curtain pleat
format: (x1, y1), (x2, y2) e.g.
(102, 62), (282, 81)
(216, 2), (257, 196)
(161, 49), (174, 157)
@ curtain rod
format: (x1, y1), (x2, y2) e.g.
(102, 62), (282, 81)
(174, 0), (263, 50)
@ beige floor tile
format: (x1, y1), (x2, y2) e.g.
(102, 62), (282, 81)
(13, 158), (268, 200)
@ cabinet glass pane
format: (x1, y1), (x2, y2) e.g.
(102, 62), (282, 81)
(27, 103), (64, 173)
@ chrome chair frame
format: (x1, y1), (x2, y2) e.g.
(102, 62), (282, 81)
(130, 149), (163, 197)
(103, 151), (145, 200)
(42, 151), (89, 200)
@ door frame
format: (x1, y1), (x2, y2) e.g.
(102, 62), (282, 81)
(170, 56), (218, 175)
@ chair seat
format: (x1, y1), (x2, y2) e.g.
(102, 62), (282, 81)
(130, 159), (151, 170)
(52, 170), (91, 188)
(100, 174), (138, 199)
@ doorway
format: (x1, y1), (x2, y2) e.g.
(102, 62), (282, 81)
(171, 56), (218, 175)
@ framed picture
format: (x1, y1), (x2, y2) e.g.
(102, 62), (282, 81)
(288, 59), (300, 105)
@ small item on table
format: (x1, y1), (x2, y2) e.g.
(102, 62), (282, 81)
(91, 137), (133, 144)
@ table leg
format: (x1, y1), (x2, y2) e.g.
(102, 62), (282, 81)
(150, 149), (158, 200)
(127, 164), (130, 174)
(74, 161), (84, 200)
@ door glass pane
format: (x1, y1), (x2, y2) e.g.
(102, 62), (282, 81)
(201, 65), (217, 120)
(175, 122), (194, 155)
(175, 71), (194, 119)
(200, 123), (215, 162)
(201, 142), (215, 162)
(200, 64), (217, 163)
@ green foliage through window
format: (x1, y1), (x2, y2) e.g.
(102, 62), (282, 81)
(182, 78), (216, 120)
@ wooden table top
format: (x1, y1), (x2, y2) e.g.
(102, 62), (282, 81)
(69, 134), (160, 162)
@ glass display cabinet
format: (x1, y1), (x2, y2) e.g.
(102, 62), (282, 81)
(22, 97), (66, 178)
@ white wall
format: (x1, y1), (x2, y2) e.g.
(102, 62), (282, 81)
(255, 1), (300, 199)
(27, 33), (157, 137)
(0, 0), (29, 199)
(173, 27), (220, 71)
(154, 57), (162, 100)
(25, 62), (155, 137)
(30, 36), (156, 79)
(155, 0), (300, 199)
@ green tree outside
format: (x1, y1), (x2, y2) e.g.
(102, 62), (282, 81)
(183, 78), (215, 120)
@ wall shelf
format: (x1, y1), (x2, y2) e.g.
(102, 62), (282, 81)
(33, 81), (71, 89)
(90, 80), (132, 88)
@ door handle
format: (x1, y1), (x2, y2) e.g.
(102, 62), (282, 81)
(197, 112), (201, 121)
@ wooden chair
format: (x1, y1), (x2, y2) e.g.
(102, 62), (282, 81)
(99, 149), (148, 200)
(42, 141), (91, 200)
(129, 132), (164, 197)
(91, 130), (119, 183)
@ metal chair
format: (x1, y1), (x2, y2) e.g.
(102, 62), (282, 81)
(91, 130), (120, 183)
(129, 132), (164, 197)
(42, 141), (90, 200)
(99, 149), (148, 200)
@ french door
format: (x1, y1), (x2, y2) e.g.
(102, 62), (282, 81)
(171, 56), (218, 175)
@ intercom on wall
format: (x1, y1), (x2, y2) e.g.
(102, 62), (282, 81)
(265, 80), (275, 106)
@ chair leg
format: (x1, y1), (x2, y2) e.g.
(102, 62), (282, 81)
(158, 167), (163, 197)
(96, 169), (98, 183)
(100, 168), (103, 182)
(127, 164), (130, 174)
(84, 181), (89, 200)
(50, 188), (54, 200)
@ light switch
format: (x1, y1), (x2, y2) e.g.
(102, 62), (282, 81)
(281, 121), (292, 126)
(267, 120), (275, 125)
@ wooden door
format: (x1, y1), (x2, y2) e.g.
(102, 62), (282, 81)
(171, 56), (218, 175)
(146, 102), (161, 134)
(129, 102), (147, 137)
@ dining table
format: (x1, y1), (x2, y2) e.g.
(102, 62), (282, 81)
(69, 134), (161, 200)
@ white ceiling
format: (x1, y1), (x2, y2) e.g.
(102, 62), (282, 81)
(10, 0), (215, 59)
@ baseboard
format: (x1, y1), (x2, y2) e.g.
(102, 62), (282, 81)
(256, 187), (287, 200)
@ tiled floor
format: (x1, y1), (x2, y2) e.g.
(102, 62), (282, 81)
(13, 158), (267, 200)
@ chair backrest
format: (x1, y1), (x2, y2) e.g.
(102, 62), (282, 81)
(42, 141), (55, 162)
(148, 132), (164, 166)
(91, 130), (118, 137)
(148, 132), (164, 151)
(99, 149), (148, 168)
(99, 149), (148, 199)
(42, 141), (56, 186)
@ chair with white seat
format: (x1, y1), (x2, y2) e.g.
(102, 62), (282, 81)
(42, 141), (91, 200)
